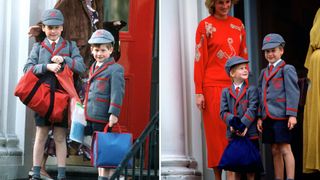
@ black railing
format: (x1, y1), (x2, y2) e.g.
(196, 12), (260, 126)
(110, 112), (159, 180)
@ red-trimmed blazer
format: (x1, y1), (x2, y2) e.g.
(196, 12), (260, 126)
(258, 60), (299, 120)
(84, 57), (125, 123)
(220, 82), (259, 139)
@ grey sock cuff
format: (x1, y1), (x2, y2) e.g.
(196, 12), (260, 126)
(57, 166), (66, 179)
(98, 176), (109, 180)
(32, 166), (41, 178)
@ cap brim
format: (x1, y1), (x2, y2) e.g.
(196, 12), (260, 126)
(262, 42), (281, 50)
(230, 60), (249, 67)
(88, 38), (114, 44)
(226, 60), (248, 76)
(42, 20), (64, 26)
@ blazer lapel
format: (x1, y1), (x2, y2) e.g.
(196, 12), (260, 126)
(265, 61), (286, 82)
(229, 86), (237, 100)
(89, 58), (115, 81)
(233, 83), (248, 116)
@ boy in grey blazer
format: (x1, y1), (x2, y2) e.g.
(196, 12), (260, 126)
(84, 29), (125, 180)
(257, 33), (299, 180)
(24, 9), (86, 180)
(220, 56), (260, 179)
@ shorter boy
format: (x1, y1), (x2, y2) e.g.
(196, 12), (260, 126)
(220, 56), (261, 180)
(257, 33), (299, 180)
(84, 29), (125, 180)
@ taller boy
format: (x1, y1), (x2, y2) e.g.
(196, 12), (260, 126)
(257, 33), (299, 180)
(24, 9), (86, 180)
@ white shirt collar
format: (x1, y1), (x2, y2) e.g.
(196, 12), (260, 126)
(233, 81), (244, 89)
(47, 37), (60, 45)
(269, 59), (282, 67)
(96, 61), (104, 67)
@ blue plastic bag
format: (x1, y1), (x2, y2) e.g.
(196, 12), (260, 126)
(91, 124), (133, 167)
(69, 99), (86, 143)
(218, 136), (264, 173)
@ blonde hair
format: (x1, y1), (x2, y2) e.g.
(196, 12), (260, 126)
(205, 0), (239, 15)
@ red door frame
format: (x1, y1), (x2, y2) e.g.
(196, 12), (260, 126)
(117, 0), (155, 139)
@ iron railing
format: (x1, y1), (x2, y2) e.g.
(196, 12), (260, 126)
(110, 112), (159, 180)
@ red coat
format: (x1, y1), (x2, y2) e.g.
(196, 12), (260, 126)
(194, 15), (248, 93)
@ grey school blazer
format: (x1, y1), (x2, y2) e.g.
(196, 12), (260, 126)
(24, 37), (86, 76)
(220, 82), (259, 139)
(258, 60), (299, 120)
(84, 58), (125, 123)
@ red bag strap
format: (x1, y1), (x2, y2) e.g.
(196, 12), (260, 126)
(103, 123), (121, 133)
(22, 70), (57, 121)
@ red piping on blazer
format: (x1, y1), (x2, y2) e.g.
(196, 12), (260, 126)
(262, 62), (287, 120)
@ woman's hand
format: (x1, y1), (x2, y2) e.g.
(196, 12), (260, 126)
(28, 25), (41, 38)
(46, 63), (61, 73)
(257, 119), (263, 133)
(196, 94), (205, 110)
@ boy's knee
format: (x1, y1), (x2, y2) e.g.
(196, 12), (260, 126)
(35, 134), (48, 144)
(271, 144), (281, 154)
(280, 144), (292, 155)
(53, 128), (67, 143)
(35, 127), (49, 143)
(54, 134), (66, 144)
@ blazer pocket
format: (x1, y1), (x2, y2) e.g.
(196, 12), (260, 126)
(240, 100), (249, 111)
(94, 98), (110, 118)
(272, 78), (283, 89)
(97, 77), (110, 81)
(276, 98), (286, 102)
(96, 97), (110, 103)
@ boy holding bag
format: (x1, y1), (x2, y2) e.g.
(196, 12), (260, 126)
(220, 56), (262, 180)
(24, 9), (86, 180)
(84, 29), (125, 180)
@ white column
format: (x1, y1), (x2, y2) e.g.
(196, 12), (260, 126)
(160, 0), (201, 179)
(0, 0), (23, 159)
(0, 0), (31, 179)
(178, 0), (205, 175)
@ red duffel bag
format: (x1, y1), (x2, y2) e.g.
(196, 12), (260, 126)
(14, 68), (69, 122)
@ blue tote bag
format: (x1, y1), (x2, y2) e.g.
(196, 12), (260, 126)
(91, 124), (133, 167)
(218, 136), (264, 173)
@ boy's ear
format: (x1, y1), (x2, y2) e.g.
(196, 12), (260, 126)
(230, 70), (235, 78)
(280, 47), (284, 55)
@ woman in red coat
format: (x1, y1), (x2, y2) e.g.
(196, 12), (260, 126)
(194, 0), (248, 179)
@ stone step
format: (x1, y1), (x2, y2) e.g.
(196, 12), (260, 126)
(25, 165), (158, 180)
